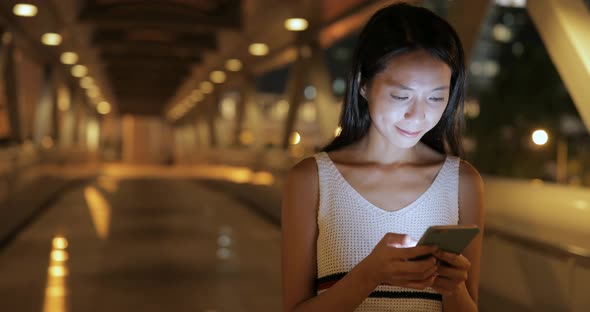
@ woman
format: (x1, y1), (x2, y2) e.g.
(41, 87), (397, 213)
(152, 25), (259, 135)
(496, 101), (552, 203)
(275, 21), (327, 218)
(281, 3), (484, 311)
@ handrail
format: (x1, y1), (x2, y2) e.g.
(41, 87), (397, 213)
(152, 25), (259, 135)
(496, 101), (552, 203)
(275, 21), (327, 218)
(485, 225), (590, 266)
(198, 148), (590, 268)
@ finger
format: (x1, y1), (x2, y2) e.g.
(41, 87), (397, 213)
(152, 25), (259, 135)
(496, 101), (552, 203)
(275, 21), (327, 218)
(435, 251), (470, 270)
(394, 256), (438, 274)
(395, 260), (439, 282)
(382, 232), (409, 247)
(397, 273), (437, 290)
(436, 265), (468, 282)
(394, 245), (438, 260)
(403, 262), (439, 281)
(432, 276), (461, 295)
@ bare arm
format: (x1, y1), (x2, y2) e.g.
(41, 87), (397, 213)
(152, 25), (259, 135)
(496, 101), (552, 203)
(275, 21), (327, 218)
(281, 158), (377, 312)
(281, 158), (440, 312)
(441, 160), (485, 311)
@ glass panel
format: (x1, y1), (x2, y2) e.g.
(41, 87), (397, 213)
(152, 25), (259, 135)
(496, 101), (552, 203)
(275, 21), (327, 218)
(0, 36), (11, 141)
(465, 4), (590, 186)
(255, 65), (291, 147)
(14, 48), (44, 142)
(0, 69), (10, 140)
(420, 0), (450, 18)
(324, 32), (358, 98)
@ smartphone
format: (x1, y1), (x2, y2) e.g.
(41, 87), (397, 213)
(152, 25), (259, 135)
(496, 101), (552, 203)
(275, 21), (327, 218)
(417, 225), (480, 254)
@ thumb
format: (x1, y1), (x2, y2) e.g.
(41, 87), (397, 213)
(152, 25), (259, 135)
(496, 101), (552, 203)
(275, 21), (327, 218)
(382, 233), (409, 248)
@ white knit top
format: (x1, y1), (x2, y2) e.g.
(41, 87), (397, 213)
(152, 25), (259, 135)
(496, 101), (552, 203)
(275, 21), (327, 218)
(313, 152), (460, 311)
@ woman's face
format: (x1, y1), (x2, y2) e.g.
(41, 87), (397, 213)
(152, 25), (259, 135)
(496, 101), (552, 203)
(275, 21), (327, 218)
(363, 50), (452, 149)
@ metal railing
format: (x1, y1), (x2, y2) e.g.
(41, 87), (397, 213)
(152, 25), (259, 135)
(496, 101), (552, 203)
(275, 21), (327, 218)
(485, 224), (590, 267)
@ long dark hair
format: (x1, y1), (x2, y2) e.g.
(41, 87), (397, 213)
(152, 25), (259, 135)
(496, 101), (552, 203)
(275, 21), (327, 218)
(323, 3), (466, 157)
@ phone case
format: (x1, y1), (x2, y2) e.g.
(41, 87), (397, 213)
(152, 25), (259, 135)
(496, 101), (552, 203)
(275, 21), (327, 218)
(417, 225), (480, 254)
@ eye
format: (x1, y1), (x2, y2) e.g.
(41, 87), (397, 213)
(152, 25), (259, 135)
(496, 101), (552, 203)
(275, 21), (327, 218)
(391, 95), (408, 101)
(428, 97), (445, 102)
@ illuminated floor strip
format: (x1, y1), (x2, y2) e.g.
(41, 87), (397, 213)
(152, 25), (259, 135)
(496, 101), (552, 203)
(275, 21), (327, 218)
(43, 236), (69, 312)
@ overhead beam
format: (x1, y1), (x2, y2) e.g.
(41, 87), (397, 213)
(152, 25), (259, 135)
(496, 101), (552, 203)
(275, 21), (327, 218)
(100, 52), (201, 63)
(447, 0), (492, 61)
(528, 0), (590, 129)
(110, 83), (183, 92)
(91, 31), (217, 50)
(96, 42), (209, 56)
(250, 0), (418, 75)
(106, 66), (189, 75)
(105, 61), (192, 71)
(103, 60), (197, 71)
(100, 48), (201, 59)
(79, 1), (241, 30)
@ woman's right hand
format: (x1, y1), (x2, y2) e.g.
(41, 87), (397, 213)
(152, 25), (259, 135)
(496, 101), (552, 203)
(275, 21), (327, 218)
(359, 233), (439, 290)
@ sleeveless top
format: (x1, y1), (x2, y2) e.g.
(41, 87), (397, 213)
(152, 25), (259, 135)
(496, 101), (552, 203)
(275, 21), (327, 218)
(313, 152), (460, 312)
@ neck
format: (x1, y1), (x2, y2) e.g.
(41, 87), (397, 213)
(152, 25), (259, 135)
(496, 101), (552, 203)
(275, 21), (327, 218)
(353, 126), (420, 165)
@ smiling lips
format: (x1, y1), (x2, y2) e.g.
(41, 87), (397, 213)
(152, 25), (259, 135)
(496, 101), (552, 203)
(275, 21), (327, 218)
(396, 127), (422, 138)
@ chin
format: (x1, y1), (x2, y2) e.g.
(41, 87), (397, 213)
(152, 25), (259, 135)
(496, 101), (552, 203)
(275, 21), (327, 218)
(388, 136), (422, 149)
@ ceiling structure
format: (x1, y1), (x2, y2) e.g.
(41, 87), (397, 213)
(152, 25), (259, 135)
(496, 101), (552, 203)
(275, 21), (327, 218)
(78, 0), (240, 115)
(0, 0), (408, 118)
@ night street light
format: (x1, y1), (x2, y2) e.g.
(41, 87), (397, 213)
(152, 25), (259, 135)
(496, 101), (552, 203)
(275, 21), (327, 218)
(532, 129), (548, 145)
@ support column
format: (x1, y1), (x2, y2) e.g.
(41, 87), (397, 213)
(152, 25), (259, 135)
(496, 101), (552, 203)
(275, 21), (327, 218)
(196, 116), (210, 150)
(50, 68), (59, 144)
(242, 73), (265, 148)
(233, 73), (261, 147)
(527, 0), (590, 130)
(1, 32), (22, 142)
(75, 90), (88, 148)
(308, 40), (340, 146)
(206, 92), (218, 148)
(232, 77), (246, 146)
(447, 0), (492, 61)
(58, 82), (76, 148)
(282, 45), (310, 149)
(33, 65), (56, 145)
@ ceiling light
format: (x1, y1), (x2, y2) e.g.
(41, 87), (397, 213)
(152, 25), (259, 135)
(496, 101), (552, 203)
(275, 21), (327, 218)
(86, 88), (100, 98)
(200, 81), (214, 94)
(210, 70), (226, 84)
(13, 4), (38, 17)
(80, 77), (94, 89)
(41, 33), (62, 46)
(284, 18), (309, 31)
(97, 101), (111, 115)
(225, 59), (242, 72)
(249, 43), (269, 56)
(60, 52), (78, 65)
(71, 65), (88, 77)
(190, 90), (203, 102)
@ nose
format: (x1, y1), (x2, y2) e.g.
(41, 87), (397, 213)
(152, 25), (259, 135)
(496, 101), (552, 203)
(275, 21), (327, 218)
(404, 98), (426, 122)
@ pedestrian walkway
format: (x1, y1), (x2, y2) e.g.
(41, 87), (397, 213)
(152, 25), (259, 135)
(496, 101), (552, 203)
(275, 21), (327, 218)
(0, 177), (282, 312)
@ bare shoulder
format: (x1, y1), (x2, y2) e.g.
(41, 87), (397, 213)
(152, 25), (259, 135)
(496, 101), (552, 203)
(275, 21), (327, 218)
(459, 160), (484, 190)
(282, 156), (320, 208)
(286, 156), (318, 186)
(458, 159), (484, 225)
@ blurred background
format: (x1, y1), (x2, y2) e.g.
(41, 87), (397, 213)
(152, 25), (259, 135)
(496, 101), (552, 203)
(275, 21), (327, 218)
(0, 0), (589, 311)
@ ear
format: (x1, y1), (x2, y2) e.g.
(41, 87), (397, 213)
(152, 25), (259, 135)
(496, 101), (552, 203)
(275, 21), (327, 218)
(360, 85), (367, 100)
(356, 72), (367, 100)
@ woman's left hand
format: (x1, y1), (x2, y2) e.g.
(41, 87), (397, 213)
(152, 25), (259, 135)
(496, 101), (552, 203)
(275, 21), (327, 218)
(432, 250), (471, 296)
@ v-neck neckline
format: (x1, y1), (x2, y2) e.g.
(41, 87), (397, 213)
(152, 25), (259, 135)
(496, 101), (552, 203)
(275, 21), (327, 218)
(322, 152), (449, 215)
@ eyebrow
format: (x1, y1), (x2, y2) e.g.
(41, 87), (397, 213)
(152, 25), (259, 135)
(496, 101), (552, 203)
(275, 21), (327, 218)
(391, 83), (449, 91)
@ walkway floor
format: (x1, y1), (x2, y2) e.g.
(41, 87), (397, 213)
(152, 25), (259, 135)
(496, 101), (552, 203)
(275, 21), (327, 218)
(0, 176), (281, 312)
